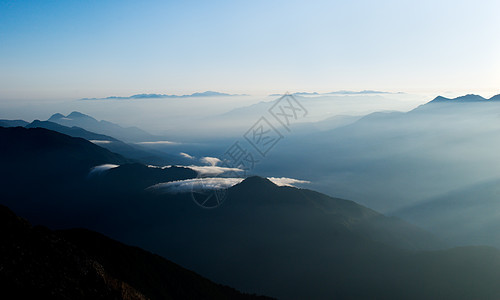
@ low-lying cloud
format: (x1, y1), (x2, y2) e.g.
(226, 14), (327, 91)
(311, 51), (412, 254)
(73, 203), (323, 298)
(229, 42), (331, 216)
(267, 177), (311, 187)
(200, 156), (221, 166)
(135, 141), (180, 145)
(147, 176), (310, 194)
(188, 165), (243, 176)
(147, 177), (245, 194)
(180, 152), (194, 159)
(89, 164), (119, 175)
(146, 163), (242, 176)
(90, 140), (113, 144)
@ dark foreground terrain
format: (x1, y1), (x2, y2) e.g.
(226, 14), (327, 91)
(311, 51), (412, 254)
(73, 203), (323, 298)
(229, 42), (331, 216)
(0, 204), (269, 300)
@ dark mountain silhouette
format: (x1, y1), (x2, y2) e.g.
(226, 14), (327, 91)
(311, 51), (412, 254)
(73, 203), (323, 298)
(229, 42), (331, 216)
(226, 176), (442, 251)
(48, 111), (160, 142)
(25, 120), (188, 165)
(0, 126), (128, 180)
(0, 204), (269, 300)
(26, 120), (119, 141)
(95, 176), (500, 299)
(92, 163), (197, 191)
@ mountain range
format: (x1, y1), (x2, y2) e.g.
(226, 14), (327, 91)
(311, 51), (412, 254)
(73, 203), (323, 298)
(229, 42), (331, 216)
(47, 111), (159, 142)
(2, 123), (500, 298)
(426, 93), (500, 104)
(25, 119), (187, 165)
(81, 91), (247, 100)
(268, 90), (395, 97)
(0, 112), (191, 166)
(248, 93), (500, 247)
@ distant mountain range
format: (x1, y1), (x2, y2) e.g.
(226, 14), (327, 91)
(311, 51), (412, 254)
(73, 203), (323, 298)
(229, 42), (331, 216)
(26, 119), (119, 141)
(0, 119), (29, 127)
(253, 93), (500, 247)
(0, 113), (189, 166)
(269, 90), (397, 96)
(426, 93), (500, 104)
(86, 90), (400, 99)
(48, 111), (159, 142)
(25, 119), (187, 165)
(82, 91), (247, 100)
(0, 204), (269, 300)
(409, 93), (500, 112)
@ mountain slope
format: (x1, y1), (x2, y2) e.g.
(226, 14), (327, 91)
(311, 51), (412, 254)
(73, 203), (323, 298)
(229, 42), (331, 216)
(426, 94), (487, 104)
(395, 177), (500, 247)
(227, 176), (443, 251)
(413, 93), (500, 112)
(0, 126), (128, 179)
(255, 93), (500, 213)
(26, 120), (187, 165)
(48, 111), (159, 142)
(0, 204), (269, 300)
(134, 177), (500, 299)
(26, 120), (119, 141)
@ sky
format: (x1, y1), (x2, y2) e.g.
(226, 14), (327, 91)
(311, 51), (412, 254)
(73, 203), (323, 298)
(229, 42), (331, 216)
(1, 0), (500, 100)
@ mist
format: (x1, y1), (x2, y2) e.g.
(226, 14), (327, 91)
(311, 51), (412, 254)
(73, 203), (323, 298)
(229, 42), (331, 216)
(5, 92), (500, 249)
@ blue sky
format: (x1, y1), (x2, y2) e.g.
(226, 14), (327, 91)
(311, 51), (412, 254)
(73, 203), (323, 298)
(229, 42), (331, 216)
(1, 0), (499, 100)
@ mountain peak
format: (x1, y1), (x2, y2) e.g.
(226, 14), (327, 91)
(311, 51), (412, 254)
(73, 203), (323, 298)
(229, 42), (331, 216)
(455, 94), (486, 102)
(48, 113), (65, 120)
(48, 112), (96, 121)
(232, 176), (277, 191)
(244, 176), (276, 185)
(430, 95), (450, 103)
(189, 91), (233, 97)
(427, 94), (487, 105)
(67, 111), (95, 120)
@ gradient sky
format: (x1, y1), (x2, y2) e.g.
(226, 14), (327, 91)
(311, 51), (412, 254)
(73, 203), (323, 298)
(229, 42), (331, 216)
(1, 0), (499, 100)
